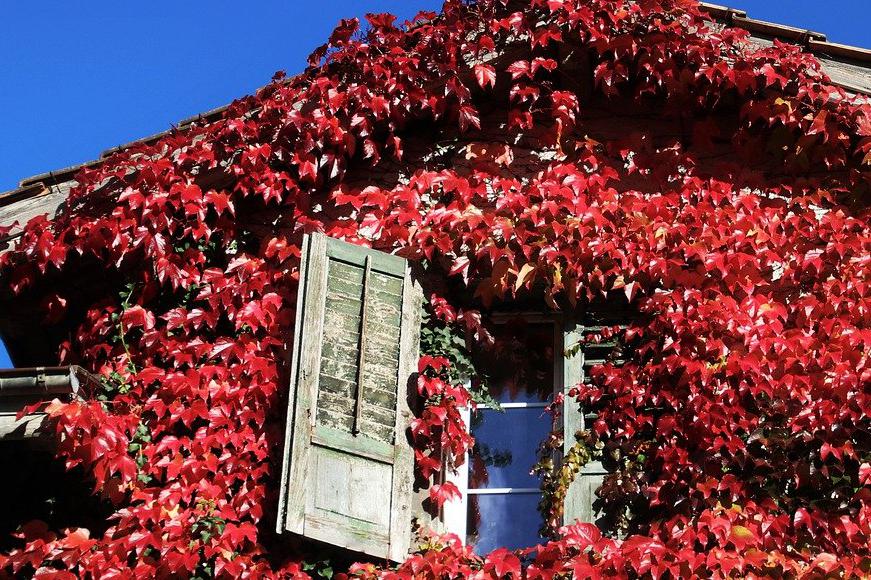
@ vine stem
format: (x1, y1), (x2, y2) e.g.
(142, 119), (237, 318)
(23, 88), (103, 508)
(118, 284), (139, 375)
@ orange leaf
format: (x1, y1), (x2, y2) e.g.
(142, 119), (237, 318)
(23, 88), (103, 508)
(515, 263), (536, 292)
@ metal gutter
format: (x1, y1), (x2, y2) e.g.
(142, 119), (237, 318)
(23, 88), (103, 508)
(0, 366), (98, 397)
(0, 366), (97, 440)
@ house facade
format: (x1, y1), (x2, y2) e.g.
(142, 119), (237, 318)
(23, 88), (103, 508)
(0, 1), (869, 577)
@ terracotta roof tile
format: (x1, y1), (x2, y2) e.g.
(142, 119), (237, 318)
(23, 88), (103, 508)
(700, 2), (870, 63)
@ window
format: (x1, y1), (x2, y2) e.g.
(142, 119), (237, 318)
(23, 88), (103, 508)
(443, 315), (617, 552)
(0, 308), (56, 367)
(444, 319), (558, 553)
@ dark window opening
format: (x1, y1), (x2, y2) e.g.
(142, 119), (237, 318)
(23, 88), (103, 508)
(0, 335), (10, 368)
(0, 439), (112, 552)
(0, 317), (56, 368)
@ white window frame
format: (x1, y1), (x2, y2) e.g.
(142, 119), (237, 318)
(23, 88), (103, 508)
(442, 314), (566, 546)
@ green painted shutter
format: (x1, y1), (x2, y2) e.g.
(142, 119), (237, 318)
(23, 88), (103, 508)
(277, 233), (422, 561)
(562, 312), (630, 526)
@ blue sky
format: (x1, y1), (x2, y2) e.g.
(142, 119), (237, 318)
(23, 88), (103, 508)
(0, 1), (868, 367)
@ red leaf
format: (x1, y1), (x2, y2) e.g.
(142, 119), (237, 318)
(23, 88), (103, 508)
(507, 60), (531, 80)
(458, 105), (481, 132)
(328, 17), (359, 45)
(474, 64), (497, 89)
(418, 355), (449, 374)
(563, 522), (602, 546)
(365, 12), (396, 29)
(485, 548), (522, 578)
(121, 305), (155, 331)
(204, 190), (234, 216)
(449, 256), (471, 283)
(428, 481), (460, 508)
(531, 57), (557, 75)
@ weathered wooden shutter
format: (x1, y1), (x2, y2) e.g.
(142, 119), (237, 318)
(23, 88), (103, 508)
(277, 233), (422, 561)
(562, 313), (629, 526)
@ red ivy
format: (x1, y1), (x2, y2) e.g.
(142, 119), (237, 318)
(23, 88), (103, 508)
(0, 0), (869, 577)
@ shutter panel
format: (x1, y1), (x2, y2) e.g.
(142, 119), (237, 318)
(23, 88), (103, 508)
(562, 312), (629, 526)
(277, 233), (422, 561)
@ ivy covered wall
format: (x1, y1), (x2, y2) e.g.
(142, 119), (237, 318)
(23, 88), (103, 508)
(0, 0), (869, 577)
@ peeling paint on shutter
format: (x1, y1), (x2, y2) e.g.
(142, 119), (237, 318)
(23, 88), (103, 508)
(277, 233), (422, 561)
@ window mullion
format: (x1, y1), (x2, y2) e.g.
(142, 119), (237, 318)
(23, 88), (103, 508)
(478, 402), (550, 410)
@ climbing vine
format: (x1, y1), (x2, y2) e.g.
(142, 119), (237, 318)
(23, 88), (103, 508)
(0, 0), (869, 577)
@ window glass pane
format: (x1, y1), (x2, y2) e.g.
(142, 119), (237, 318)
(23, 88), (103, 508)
(0, 336), (10, 368)
(467, 493), (545, 554)
(476, 321), (555, 403)
(469, 408), (552, 489)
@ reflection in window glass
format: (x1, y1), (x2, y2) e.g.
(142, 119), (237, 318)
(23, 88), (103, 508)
(476, 321), (555, 403)
(467, 493), (545, 554)
(469, 407), (553, 489)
